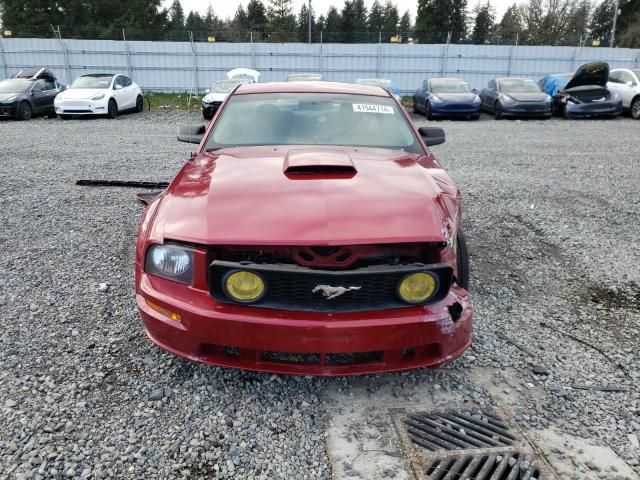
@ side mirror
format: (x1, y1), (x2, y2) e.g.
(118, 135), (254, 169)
(626, 81), (633, 87)
(114, 84), (123, 90)
(418, 127), (445, 146)
(472, 88), (479, 94)
(205, 88), (210, 94)
(177, 124), (207, 144)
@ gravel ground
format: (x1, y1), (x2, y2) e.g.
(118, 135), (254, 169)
(0, 110), (638, 479)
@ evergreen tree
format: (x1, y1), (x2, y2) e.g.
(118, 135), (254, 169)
(267, 0), (296, 41)
(497, 3), (524, 43)
(617, 0), (640, 47)
(415, 0), (467, 43)
(472, 1), (495, 44)
(382, 1), (400, 35)
(324, 6), (342, 41)
(398, 10), (413, 41)
(368, 0), (386, 33)
(589, 0), (614, 43)
(247, 0), (268, 37)
(340, 0), (368, 41)
(296, 3), (316, 42)
(562, 0), (592, 44)
(168, 0), (185, 30)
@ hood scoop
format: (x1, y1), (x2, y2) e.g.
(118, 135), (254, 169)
(284, 149), (357, 177)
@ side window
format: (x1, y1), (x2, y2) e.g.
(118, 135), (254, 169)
(32, 80), (45, 92)
(619, 71), (634, 85)
(42, 79), (56, 91)
(609, 71), (621, 83)
(113, 76), (123, 89)
(421, 80), (428, 91)
(122, 76), (132, 87)
(489, 80), (497, 91)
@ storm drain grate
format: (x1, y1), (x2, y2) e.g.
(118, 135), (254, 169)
(405, 410), (517, 451)
(424, 451), (545, 480)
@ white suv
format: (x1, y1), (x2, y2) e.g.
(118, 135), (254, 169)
(608, 68), (640, 119)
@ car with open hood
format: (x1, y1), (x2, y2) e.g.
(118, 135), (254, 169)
(201, 69), (260, 120)
(0, 68), (65, 120)
(538, 63), (622, 119)
(54, 73), (143, 119)
(135, 81), (472, 376)
(607, 68), (640, 119)
(413, 77), (481, 120)
(480, 77), (552, 119)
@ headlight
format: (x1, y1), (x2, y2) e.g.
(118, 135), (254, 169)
(144, 244), (194, 284)
(501, 94), (516, 103)
(472, 95), (481, 103)
(398, 272), (438, 304)
(544, 95), (552, 103)
(223, 270), (266, 303)
(91, 93), (105, 101)
(430, 95), (443, 103)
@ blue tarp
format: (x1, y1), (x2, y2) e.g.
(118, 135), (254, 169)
(539, 74), (570, 96)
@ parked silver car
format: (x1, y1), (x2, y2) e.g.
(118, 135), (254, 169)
(608, 68), (640, 119)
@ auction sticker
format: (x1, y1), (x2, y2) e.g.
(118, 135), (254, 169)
(352, 104), (395, 114)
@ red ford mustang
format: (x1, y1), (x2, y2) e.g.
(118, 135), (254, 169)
(135, 81), (472, 375)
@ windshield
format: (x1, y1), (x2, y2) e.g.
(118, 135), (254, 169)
(430, 79), (471, 94)
(499, 79), (542, 93)
(71, 75), (114, 89)
(358, 79), (392, 89)
(211, 80), (245, 93)
(0, 79), (31, 94)
(205, 93), (421, 153)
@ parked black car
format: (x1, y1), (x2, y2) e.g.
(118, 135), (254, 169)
(480, 77), (552, 119)
(0, 68), (65, 120)
(538, 63), (623, 119)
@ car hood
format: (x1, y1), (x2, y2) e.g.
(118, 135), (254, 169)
(152, 147), (459, 246)
(565, 62), (609, 90)
(203, 92), (228, 103)
(502, 92), (548, 102)
(0, 93), (23, 102)
(58, 88), (107, 100)
(432, 92), (477, 102)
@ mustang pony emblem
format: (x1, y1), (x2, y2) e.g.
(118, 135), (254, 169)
(312, 285), (361, 300)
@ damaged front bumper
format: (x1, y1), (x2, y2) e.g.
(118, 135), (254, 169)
(137, 273), (472, 376)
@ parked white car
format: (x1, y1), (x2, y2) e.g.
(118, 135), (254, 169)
(54, 73), (143, 119)
(201, 68), (260, 120)
(608, 68), (640, 119)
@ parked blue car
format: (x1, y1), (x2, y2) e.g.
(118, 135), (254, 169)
(413, 77), (481, 120)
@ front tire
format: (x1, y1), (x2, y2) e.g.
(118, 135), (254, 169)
(631, 97), (640, 120)
(135, 95), (144, 113)
(107, 99), (118, 119)
(426, 102), (434, 120)
(456, 230), (470, 290)
(494, 102), (503, 120)
(18, 101), (33, 121)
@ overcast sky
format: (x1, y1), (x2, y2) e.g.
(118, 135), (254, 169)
(169, 0), (515, 23)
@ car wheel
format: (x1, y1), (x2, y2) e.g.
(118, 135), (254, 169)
(493, 102), (502, 120)
(107, 99), (118, 119)
(456, 230), (470, 291)
(631, 97), (640, 119)
(563, 108), (573, 120)
(135, 95), (144, 113)
(18, 101), (33, 121)
(59, 114), (72, 120)
(426, 102), (434, 120)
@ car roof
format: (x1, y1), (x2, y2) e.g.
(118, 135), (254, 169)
(496, 77), (534, 81)
(235, 81), (389, 97)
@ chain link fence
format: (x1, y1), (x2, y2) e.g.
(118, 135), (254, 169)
(0, 25), (612, 47)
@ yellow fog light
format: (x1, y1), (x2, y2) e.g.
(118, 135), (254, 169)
(224, 271), (266, 303)
(145, 299), (181, 322)
(398, 272), (438, 304)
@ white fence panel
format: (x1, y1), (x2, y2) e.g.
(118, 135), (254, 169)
(1, 37), (638, 94)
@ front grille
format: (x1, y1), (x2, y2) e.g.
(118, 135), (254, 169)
(209, 260), (452, 312)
